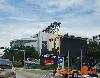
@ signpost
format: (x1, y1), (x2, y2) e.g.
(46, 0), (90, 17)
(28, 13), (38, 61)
(57, 57), (64, 69)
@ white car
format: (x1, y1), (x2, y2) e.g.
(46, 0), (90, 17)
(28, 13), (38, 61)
(0, 59), (16, 78)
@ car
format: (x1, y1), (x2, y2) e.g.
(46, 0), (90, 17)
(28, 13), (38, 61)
(0, 58), (16, 78)
(94, 63), (100, 72)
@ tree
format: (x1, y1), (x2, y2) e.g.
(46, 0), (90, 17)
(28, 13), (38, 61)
(87, 40), (100, 58)
(3, 46), (39, 67)
(87, 40), (100, 65)
(3, 48), (14, 61)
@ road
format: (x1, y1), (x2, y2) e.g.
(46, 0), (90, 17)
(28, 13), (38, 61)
(16, 69), (100, 78)
(16, 70), (51, 78)
(98, 73), (100, 78)
(16, 70), (44, 78)
(16, 70), (34, 78)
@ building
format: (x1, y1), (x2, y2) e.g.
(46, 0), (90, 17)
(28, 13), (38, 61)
(0, 48), (5, 57)
(37, 31), (54, 55)
(10, 37), (38, 49)
(24, 42), (38, 51)
(37, 22), (61, 55)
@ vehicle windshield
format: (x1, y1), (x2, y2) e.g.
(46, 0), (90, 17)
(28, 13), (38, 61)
(0, 59), (12, 69)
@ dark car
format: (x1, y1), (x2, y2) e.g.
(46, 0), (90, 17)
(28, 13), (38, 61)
(0, 58), (16, 78)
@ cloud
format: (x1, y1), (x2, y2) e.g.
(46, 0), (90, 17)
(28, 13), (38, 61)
(0, 0), (100, 47)
(25, 0), (95, 16)
(9, 17), (36, 22)
(0, 21), (51, 47)
(0, 0), (8, 4)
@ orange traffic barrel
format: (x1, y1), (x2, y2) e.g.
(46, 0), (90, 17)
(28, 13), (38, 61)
(81, 66), (88, 75)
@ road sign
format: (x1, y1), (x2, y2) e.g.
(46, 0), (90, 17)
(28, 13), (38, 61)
(58, 57), (63, 63)
(44, 59), (54, 65)
(57, 57), (64, 69)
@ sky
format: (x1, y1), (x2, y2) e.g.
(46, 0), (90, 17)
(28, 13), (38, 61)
(0, 0), (100, 47)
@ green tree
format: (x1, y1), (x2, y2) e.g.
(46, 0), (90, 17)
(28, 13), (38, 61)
(87, 40), (100, 65)
(3, 46), (39, 67)
(3, 48), (14, 61)
(87, 40), (100, 59)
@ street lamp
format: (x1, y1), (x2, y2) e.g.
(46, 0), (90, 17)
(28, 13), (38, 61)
(20, 50), (25, 68)
(13, 49), (18, 64)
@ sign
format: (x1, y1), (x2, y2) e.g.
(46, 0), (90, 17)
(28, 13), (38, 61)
(44, 59), (54, 65)
(57, 57), (64, 69)
(58, 57), (63, 63)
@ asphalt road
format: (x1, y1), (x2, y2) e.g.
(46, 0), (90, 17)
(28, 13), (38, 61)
(16, 70), (34, 78)
(16, 70), (45, 78)
(16, 69), (100, 78)
(16, 70), (50, 78)
(98, 73), (100, 78)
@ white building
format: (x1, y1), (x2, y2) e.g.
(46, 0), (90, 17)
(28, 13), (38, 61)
(10, 37), (38, 49)
(37, 31), (55, 55)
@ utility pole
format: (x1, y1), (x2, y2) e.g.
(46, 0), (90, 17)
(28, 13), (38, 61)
(20, 50), (25, 68)
(38, 25), (41, 56)
(68, 50), (69, 78)
(24, 50), (25, 68)
(81, 49), (82, 78)
(13, 49), (18, 64)
(13, 56), (14, 64)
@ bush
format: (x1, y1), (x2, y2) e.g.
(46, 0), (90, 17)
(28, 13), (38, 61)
(41, 65), (52, 70)
(14, 60), (22, 67)
(34, 64), (41, 69)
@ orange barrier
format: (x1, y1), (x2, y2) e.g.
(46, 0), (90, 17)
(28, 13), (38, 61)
(81, 66), (88, 75)
(90, 68), (97, 75)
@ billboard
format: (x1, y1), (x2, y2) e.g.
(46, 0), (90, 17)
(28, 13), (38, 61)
(60, 37), (87, 57)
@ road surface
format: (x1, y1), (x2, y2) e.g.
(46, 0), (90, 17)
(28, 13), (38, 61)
(97, 73), (100, 78)
(16, 70), (46, 78)
(16, 69), (100, 78)
(16, 70), (34, 78)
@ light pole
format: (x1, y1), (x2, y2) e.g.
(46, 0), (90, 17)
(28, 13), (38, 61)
(81, 49), (82, 77)
(68, 50), (69, 78)
(20, 50), (25, 68)
(13, 49), (18, 64)
(24, 50), (25, 68)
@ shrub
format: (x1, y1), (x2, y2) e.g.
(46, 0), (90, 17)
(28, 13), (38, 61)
(41, 65), (52, 70)
(14, 60), (22, 67)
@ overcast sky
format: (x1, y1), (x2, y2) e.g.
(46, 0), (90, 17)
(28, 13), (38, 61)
(0, 0), (100, 47)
